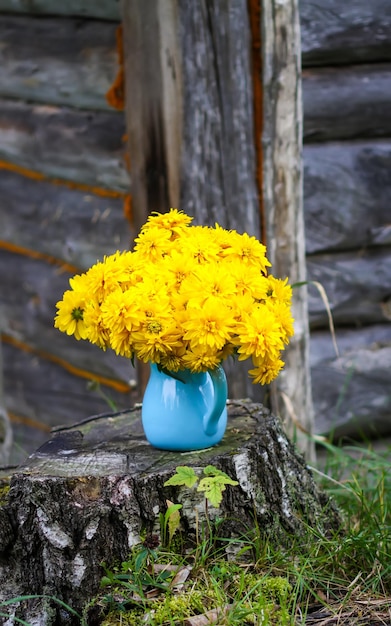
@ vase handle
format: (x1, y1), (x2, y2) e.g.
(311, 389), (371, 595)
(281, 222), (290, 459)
(203, 365), (228, 436)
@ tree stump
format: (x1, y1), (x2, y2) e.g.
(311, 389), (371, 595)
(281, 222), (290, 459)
(0, 401), (340, 625)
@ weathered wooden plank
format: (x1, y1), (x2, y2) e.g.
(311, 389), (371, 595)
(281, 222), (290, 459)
(122, 0), (260, 236)
(0, 0), (120, 20)
(122, 0), (183, 233)
(178, 1), (260, 235)
(303, 64), (391, 142)
(303, 141), (391, 254)
(0, 99), (129, 191)
(300, 0), (391, 66)
(0, 16), (119, 110)
(3, 341), (134, 463)
(0, 169), (131, 269)
(310, 324), (391, 438)
(307, 247), (391, 327)
(262, 0), (314, 457)
(0, 250), (133, 386)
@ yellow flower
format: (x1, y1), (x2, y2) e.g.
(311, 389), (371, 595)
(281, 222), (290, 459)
(180, 264), (236, 308)
(266, 276), (292, 304)
(133, 319), (182, 363)
(83, 300), (110, 349)
(54, 209), (293, 385)
(249, 356), (285, 385)
(161, 251), (197, 292)
(210, 223), (234, 257)
(134, 226), (172, 261)
(266, 300), (294, 343)
(180, 225), (221, 264)
(183, 300), (235, 350)
(83, 255), (128, 303)
(54, 290), (89, 340)
(182, 346), (221, 372)
(223, 231), (271, 272)
(230, 263), (269, 300)
(109, 327), (134, 359)
(100, 288), (141, 335)
(235, 305), (284, 361)
(159, 349), (187, 373)
(142, 208), (193, 236)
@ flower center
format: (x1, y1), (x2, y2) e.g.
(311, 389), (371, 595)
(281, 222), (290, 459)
(71, 307), (84, 321)
(147, 321), (163, 334)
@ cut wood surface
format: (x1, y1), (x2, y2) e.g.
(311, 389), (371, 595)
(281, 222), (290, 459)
(0, 99), (128, 191)
(0, 15), (119, 110)
(0, 0), (121, 20)
(303, 64), (391, 142)
(310, 324), (391, 437)
(307, 246), (391, 327)
(300, 0), (391, 66)
(0, 169), (131, 269)
(0, 401), (341, 625)
(303, 141), (391, 254)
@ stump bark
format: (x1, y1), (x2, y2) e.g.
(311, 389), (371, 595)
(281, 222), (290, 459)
(0, 401), (340, 625)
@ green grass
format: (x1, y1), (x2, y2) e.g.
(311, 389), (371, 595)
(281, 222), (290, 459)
(93, 440), (391, 625)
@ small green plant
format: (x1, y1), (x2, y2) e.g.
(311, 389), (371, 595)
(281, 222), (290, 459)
(159, 499), (182, 547)
(101, 539), (175, 605)
(164, 464), (239, 508)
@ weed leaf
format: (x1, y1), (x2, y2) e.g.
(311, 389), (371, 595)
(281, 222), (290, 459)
(165, 500), (182, 542)
(164, 466), (198, 488)
(203, 466), (238, 482)
(197, 474), (238, 507)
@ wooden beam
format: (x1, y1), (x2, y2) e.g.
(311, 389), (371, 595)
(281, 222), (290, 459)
(303, 64), (391, 142)
(121, 0), (182, 233)
(0, 169), (130, 270)
(0, 16), (119, 111)
(177, 1), (259, 235)
(310, 324), (391, 438)
(262, 0), (314, 458)
(300, 0), (391, 66)
(307, 247), (391, 327)
(0, 99), (128, 191)
(303, 141), (391, 254)
(0, 0), (121, 20)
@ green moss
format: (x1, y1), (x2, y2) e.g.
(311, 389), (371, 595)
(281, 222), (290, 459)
(0, 483), (10, 506)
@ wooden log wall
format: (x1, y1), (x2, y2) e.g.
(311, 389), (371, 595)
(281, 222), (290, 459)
(1, 0), (390, 463)
(300, 0), (391, 438)
(0, 3), (135, 463)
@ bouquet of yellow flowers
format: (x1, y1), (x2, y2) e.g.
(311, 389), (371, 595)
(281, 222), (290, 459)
(54, 209), (293, 385)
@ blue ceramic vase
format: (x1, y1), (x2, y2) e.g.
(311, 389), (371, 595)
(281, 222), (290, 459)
(141, 363), (228, 451)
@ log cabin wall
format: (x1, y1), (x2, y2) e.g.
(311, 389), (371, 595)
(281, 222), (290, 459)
(300, 0), (391, 438)
(0, 0), (137, 463)
(1, 1), (390, 464)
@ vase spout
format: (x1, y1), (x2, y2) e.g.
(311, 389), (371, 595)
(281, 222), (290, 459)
(202, 365), (228, 436)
